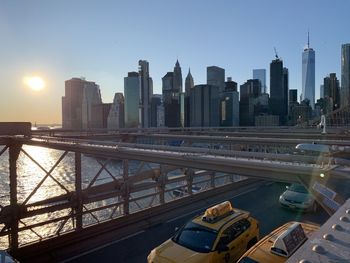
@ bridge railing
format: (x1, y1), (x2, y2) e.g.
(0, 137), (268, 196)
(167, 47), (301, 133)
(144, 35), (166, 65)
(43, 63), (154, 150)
(0, 136), (246, 252)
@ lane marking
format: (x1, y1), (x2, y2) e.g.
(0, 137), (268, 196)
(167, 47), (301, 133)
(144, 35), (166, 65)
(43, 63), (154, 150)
(61, 230), (145, 262)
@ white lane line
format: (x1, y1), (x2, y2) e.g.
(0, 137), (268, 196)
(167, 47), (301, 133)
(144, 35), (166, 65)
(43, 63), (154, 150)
(61, 230), (145, 262)
(166, 186), (258, 223)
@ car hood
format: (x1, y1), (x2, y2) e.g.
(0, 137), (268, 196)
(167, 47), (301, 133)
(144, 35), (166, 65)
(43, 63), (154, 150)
(150, 239), (210, 263)
(282, 190), (311, 202)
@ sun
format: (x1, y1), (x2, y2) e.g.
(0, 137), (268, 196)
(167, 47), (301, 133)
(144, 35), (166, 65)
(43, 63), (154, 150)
(24, 76), (45, 91)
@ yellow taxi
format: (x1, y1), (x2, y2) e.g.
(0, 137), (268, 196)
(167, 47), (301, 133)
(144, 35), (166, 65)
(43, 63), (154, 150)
(237, 221), (319, 263)
(147, 201), (259, 263)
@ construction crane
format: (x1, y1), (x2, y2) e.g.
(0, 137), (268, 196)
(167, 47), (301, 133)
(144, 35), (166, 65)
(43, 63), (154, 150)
(274, 47), (279, 59)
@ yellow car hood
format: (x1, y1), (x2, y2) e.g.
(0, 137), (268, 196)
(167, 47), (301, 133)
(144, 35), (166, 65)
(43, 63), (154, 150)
(152, 239), (210, 263)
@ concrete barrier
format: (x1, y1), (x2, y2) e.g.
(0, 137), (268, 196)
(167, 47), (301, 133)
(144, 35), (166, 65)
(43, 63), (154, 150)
(0, 122), (31, 136)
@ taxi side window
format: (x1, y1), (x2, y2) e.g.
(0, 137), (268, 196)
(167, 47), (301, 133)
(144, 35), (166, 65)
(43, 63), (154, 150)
(237, 219), (251, 233)
(220, 219), (251, 245)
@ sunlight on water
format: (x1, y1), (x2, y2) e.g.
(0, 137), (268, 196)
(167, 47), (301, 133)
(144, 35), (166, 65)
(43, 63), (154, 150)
(0, 145), (125, 248)
(17, 145), (75, 204)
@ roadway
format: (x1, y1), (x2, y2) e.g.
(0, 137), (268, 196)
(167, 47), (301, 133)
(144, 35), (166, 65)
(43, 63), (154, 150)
(67, 182), (329, 263)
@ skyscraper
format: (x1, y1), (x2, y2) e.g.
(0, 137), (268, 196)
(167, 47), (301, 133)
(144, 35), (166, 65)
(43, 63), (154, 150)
(207, 66), (225, 93)
(82, 81), (102, 129)
(107, 93), (125, 129)
(185, 68), (194, 95)
(162, 72), (179, 127)
(253, 69), (267, 93)
(190, 84), (220, 127)
(220, 78), (239, 126)
(139, 60), (153, 128)
(270, 58), (288, 124)
(124, 72), (139, 128)
(184, 69), (194, 127)
(341, 43), (350, 107)
(320, 85), (324, 99)
(302, 32), (315, 109)
(162, 60), (183, 127)
(62, 78), (101, 129)
(239, 79), (261, 126)
(151, 94), (162, 127)
(283, 67), (289, 116)
(173, 59), (183, 93)
(162, 72), (174, 105)
(90, 103), (111, 128)
(289, 89), (298, 104)
(288, 89), (298, 124)
(323, 73), (340, 111)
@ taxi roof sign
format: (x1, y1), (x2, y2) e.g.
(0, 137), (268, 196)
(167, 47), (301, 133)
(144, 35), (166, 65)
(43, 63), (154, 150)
(271, 222), (307, 258)
(202, 201), (233, 223)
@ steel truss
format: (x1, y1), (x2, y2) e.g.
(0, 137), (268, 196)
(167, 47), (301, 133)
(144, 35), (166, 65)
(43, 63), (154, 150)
(0, 138), (244, 251)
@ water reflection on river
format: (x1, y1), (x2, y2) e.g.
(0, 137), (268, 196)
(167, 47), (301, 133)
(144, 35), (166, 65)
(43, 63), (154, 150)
(0, 145), (124, 248)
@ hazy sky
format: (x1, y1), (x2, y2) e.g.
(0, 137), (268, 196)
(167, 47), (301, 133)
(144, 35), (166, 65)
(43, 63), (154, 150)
(0, 0), (349, 124)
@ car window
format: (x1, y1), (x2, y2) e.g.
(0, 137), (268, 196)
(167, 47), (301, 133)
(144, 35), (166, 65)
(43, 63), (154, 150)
(220, 219), (251, 245)
(172, 221), (218, 253)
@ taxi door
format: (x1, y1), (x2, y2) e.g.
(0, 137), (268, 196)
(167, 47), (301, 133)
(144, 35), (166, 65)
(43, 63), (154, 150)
(212, 222), (246, 263)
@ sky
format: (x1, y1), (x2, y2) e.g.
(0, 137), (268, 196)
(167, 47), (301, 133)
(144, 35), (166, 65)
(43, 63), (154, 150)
(0, 0), (349, 124)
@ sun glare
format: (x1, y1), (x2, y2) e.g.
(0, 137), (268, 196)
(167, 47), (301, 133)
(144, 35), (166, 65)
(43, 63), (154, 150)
(24, 76), (45, 91)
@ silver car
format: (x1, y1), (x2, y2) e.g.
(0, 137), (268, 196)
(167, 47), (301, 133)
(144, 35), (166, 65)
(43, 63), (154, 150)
(279, 183), (317, 212)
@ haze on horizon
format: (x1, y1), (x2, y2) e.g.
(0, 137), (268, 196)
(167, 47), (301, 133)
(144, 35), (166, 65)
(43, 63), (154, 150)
(0, 0), (349, 124)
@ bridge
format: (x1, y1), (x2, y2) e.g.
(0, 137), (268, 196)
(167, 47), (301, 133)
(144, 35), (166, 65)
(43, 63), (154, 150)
(0, 124), (349, 262)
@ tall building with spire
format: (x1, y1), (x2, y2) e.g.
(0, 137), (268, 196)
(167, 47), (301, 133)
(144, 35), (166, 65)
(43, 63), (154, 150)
(185, 68), (194, 95)
(162, 60), (184, 127)
(341, 43), (350, 107)
(173, 59), (183, 93)
(302, 32), (315, 109)
(184, 68), (194, 127)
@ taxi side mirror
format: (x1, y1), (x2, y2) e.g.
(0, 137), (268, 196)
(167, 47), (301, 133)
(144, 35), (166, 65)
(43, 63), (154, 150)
(216, 242), (229, 253)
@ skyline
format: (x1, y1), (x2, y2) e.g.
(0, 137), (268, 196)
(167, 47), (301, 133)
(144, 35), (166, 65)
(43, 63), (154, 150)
(1, 0), (350, 124)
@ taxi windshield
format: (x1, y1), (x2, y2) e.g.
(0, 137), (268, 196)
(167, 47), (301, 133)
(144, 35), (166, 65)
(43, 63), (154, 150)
(173, 221), (218, 253)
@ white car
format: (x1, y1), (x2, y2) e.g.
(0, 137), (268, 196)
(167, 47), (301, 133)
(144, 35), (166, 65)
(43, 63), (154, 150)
(172, 185), (202, 197)
(279, 183), (317, 212)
